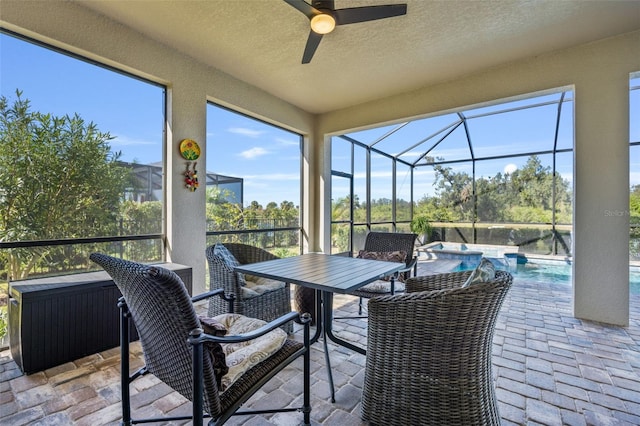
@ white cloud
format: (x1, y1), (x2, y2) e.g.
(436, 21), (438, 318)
(399, 151), (424, 159)
(275, 137), (299, 146)
(239, 147), (269, 159)
(228, 127), (265, 138)
(109, 135), (157, 147)
(243, 172), (299, 181)
(413, 168), (436, 178)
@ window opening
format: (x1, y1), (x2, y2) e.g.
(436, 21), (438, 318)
(0, 30), (166, 350)
(0, 30), (166, 278)
(205, 103), (303, 259)
(331, 89), (574, 257)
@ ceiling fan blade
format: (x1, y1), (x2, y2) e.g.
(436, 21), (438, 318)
(283, 0), (321, 19)
(302, 30), (323, 64)
(335, 4), (407, 25)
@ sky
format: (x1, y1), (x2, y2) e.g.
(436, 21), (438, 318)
(0, 32), (301, 207)
(205, 104), (301, 207)
(2, 32), (639, 207)
(0, 33), (164, 165)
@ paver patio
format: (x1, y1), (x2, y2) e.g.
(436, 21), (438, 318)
(1, 260), (639, 425)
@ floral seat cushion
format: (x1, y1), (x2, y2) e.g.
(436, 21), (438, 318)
(358, 279), (406, 294)
(213, 313), (288, 391)
(241, 276), (287, 298)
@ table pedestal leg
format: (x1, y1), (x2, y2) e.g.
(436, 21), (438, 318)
(318, 290), (336, 402)
(314, 289), (368, 403)
(323, 292), (366, 356)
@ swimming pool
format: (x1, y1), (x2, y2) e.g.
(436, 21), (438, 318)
(458, 257), (640, 295)
(419, 242), (518, 269)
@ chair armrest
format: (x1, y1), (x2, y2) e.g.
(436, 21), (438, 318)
(198, 312), (310, 344)
(192, 288), (235, 313)
(191, 288), (225, 303)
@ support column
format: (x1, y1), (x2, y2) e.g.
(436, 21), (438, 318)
(165, 82), (207, 295)
(573, 73), (630, 326)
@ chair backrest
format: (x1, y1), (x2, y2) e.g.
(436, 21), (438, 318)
(362, 270), (512, 425)
(219, 243), (279, 264)
(363, 231), (417, 268)
(205, 243), (279, 282)
(89, 253), (222, 417)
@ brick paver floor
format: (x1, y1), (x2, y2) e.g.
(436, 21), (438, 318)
(1, 260), (639, 425)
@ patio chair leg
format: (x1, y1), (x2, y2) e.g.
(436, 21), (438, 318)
(117, 298), (132, 426)
(189, 329), (205, 426)
(303, 314), (312, 425)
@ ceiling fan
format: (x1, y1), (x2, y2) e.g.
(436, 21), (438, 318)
(283, 0), (408, 64)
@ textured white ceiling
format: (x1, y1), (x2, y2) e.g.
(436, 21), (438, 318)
(77, 0), (640, 114)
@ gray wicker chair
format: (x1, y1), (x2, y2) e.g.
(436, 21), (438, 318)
(206, 243), (292, 332)
(361, 270), (513, 426)
(90, 253), (311, 426)
(348, 231), (418, 315)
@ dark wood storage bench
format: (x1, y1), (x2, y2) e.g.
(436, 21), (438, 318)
(8, 262), (192, 374)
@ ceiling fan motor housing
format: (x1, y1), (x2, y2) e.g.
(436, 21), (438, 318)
(312, 0), (336, 10)
(285, 0), (408, 63)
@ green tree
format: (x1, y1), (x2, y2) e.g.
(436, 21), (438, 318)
(0, 91), (129, 279)
(332, 195), (360, 222)
(265, 202), (279, 218)
(414, 195), (456, 222)
(205, 187), (244, 231)
(205, 189), (300, 248)
(510, 156), (554, 209)
(370, 198), (393, 222)
(118, 199), (163, 261)
(630, 185), (640, 224)
(505, 156), (571, 223)
(419, 155), (571, 225)
(432, 163), (473, 220)
(629, 185), (640, 258)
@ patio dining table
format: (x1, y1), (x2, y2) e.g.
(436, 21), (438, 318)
(234, 252), (404, 402)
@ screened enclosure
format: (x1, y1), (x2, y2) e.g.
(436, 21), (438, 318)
(331, 89), (575, 255)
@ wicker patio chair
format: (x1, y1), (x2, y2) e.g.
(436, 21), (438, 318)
(90, 253), (311, 426)
(361, 270), (513, 426)
(347, 231), (418, 315)
(206, 243), (292, 332)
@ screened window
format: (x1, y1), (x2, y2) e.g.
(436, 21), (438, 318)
(331, 89), (574, 256)
(396, 162), (412, 222)
(353, 144), (367, 223)
(206, 103), (302, 256)
(0, 32), (166, 280)
(629, 74), (640, 261)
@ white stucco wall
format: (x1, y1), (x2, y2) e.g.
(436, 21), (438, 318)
(317, 31), (640, 326)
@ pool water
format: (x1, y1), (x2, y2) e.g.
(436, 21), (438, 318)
(458, 259), (640, 295)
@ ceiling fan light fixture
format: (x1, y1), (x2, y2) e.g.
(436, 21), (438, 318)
(310, 13), (336, 34)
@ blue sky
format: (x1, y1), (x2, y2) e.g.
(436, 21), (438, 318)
(0, 34), (164, 165)
(0, 32), (301, 207)
(2, 32), (639, 206)
(206, 103), (302, 206)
